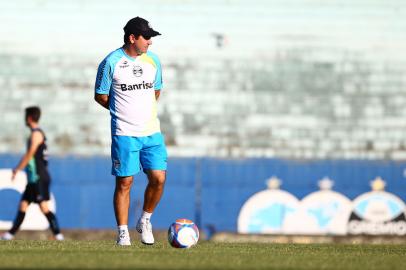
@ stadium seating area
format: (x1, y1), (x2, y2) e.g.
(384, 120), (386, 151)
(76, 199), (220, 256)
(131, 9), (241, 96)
(0, 0), (405, 159)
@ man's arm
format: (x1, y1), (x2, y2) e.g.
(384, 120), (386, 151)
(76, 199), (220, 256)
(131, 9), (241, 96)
(12, 131), (43, 180)
(95, 93), (110, 109)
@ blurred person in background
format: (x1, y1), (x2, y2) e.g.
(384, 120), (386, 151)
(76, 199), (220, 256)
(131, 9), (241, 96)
(94, 16), (167, 246)
(1, 106), (64, 241)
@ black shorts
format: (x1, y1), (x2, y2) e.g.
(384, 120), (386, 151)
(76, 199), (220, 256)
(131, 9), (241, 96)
(21, 179), (50, 203)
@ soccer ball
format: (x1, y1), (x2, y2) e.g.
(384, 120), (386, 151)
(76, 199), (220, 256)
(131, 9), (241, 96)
(168, 219), (199, 248)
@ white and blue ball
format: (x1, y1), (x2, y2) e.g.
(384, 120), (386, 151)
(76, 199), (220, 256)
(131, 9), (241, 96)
(168, 219), (199, 248)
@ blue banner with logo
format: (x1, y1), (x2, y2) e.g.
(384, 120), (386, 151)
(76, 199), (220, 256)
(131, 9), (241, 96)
(1, 155), (406, 234)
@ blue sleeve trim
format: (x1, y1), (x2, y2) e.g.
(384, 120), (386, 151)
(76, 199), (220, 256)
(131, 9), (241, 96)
(95, 58), (111, 94)
(147, 51), (163, 90)
(95, 49), (123, 95)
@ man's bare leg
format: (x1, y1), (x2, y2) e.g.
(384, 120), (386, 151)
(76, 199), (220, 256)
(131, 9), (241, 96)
(114, 176), (133, 225)
(114, 176), (133, 245)
(143, 170), (166, 212)
(137, 170), (166, 245)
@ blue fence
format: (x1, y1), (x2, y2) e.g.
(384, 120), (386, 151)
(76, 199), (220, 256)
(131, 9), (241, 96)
(1, 155), (406, 232)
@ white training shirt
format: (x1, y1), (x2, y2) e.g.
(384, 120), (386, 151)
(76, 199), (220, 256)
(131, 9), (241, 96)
(95, 48), (163, 136)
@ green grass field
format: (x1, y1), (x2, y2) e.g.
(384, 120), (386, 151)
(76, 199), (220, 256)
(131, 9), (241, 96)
(1, 240), (406, 270)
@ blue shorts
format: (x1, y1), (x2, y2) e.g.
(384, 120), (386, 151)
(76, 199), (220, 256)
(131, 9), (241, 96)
(111, 132), (167, 177)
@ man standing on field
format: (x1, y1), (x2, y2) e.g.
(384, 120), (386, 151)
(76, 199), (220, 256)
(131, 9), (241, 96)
(94, 17), (167, 246)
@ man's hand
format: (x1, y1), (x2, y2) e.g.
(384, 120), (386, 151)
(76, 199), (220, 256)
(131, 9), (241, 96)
(95, 94), (109, 110)
(11, 168), (18, 181)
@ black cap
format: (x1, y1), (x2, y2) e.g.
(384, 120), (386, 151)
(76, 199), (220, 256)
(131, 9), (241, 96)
(124, 17), (161, 39)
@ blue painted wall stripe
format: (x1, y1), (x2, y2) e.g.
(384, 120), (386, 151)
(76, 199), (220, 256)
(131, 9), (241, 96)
(1, 155), (405, 232)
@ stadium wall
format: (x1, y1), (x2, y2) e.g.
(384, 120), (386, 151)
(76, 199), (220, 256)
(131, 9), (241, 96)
(1, 154), (405, 232)
(1, 0), (406, 160)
